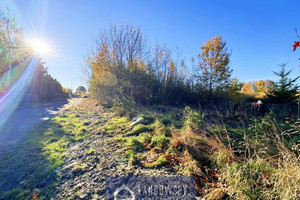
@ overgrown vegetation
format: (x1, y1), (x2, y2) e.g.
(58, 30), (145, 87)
(0, 8), (299, 200)
(83, 24), (238, 107)
(106, 104), (300, 199)
(83, 24), (299, 199)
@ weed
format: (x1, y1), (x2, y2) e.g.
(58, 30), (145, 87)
(136, 132), (152, 145)
(124, 137), (143, 151)
(1, 188), (31, 200)
(86, 148), (96, 155)
(128, 124), (152, 136)
(144, 156), (167, 168)
(150, 134), (170, 149)
(140, 114), (155, 125)
(183, 106), (205, 130)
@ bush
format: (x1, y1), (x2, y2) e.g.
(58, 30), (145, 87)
(183, 106), (205, 130)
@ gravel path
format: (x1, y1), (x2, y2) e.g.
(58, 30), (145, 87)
(40, 105), (178, 199)
(0, 99), (184, 199)
(51, 114), (178, 200)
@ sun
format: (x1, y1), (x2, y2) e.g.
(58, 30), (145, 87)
(29, 38), (51, 55)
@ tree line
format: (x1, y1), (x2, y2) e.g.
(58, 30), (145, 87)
(0, 8), (67, 102)
(84, 24), (299, 108)
(83, 24), (237, 107)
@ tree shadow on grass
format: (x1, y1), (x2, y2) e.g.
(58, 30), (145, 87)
(0, 115), (80, 200)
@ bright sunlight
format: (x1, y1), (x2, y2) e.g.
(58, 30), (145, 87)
(29, 38), (51, 55)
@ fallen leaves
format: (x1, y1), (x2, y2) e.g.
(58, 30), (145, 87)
(264, 172), (269, 179)
(165, 153), (183, 164)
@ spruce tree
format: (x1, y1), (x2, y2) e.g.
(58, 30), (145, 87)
(266, 63), (299, 104)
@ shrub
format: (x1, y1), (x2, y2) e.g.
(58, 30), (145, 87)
(161, 117), (172, 126)
(183, 106), (205, 130)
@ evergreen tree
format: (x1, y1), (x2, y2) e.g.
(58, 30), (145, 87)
(30, 59), (66, 101)
(266, 63), (299, 104)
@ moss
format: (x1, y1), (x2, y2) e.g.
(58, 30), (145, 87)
(103, 116), (130, 133)
(136, 132), (152, 145)
(145, 156), (167, 168)
(111, 117), (128, 124)
(123, 150), (145, 165)
(128, 124), (153, 136)
(72, 163), (88, 175)
(140, 115), (155, 125)
(124, 137), (143, 151)
(150, 134), (170, 149)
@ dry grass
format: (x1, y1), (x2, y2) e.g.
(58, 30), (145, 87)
(107, 103), (300, 199)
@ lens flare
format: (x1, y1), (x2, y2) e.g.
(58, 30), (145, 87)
(0, 56), (38, 134)
(29, 38), (51, 55)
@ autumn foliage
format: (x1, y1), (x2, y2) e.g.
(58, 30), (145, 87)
(84, 25), (236, 107)
(293, 41), (300, 51)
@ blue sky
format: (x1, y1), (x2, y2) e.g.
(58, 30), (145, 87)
(1, 0), (299, 90)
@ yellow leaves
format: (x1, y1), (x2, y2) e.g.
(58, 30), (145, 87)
(169, 61), (175, 74)
(241, 82), (251, 93)
(241, 80), (270, 98)
(139, 61), (147, 71)
(159, 52), (164, 61)
(127, 57), (148, 72)
(136, 57), (147, 71)
(62, 88), (69, 93)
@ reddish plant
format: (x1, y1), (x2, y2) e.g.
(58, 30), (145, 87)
(293, 41), (300, 51)
(32, 193), (38, 199)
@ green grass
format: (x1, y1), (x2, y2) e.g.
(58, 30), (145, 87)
(124, 137), (143, 151)
(140, 114), (155, 125)
(144, 156), (167, 168)
(136, 132), (152, 145)
(128, 124), (153, 136)
(150, 134), (170, 149)
(37, 114), (89, 169)
(0, 109), (90, 200)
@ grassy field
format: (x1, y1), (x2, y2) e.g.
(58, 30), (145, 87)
(1, 99), (299, 199)
(107, 104), (300, 199)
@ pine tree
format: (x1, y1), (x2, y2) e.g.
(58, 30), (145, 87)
(266, 63), (299, 104)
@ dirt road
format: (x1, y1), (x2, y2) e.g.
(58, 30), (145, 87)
(0, 98), (82, 155)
